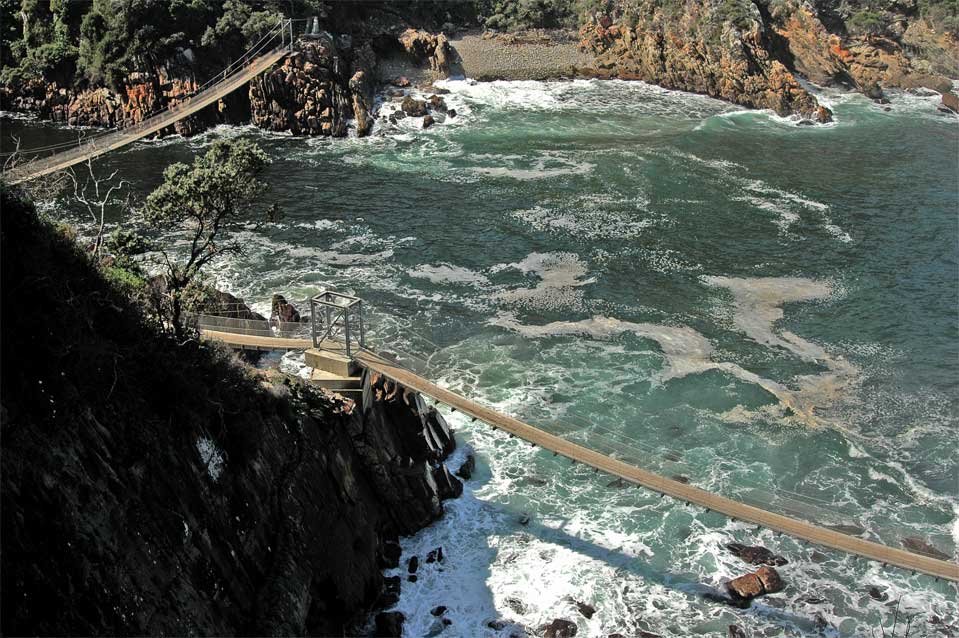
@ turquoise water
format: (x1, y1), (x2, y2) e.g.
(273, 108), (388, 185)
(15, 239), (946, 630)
(4, 79), (957, 636)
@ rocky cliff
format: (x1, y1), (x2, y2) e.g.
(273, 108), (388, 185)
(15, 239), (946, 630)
(0, 186), (460, 635)
(578, 0), (957, 118)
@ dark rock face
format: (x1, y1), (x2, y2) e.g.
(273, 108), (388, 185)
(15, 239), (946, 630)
(425, 547), (444, 563)
(374, 611), (405, 637)
(250, 36), (375, 137)
(574, 600), (596, 619)
(726, 543), (788, 566)
(543, 618), (578, 638)
(728, 624), (748, 638)
(0, 197), (460, 636)
(456, 454), (475, 479)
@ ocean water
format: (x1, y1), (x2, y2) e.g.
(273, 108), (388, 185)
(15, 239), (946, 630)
(3, 79), (958, 636)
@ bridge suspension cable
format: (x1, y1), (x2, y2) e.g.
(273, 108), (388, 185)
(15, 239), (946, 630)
(3, 17), (305, 184)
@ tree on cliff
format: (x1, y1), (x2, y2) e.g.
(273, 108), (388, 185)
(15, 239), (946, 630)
(144, 138), (276, 339)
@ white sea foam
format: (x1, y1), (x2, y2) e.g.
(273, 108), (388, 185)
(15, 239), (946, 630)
(492, 252), (595, 312)
(409, 263), (490, 287)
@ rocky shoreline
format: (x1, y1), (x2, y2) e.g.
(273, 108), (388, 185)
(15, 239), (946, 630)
(3, 14), (955, 143)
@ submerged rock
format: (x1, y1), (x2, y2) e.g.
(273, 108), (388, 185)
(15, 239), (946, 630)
(425, 547), (444, 563)
(422, 114), (435, 129)
(543, 618), (578, 638)
(902, 536), (952, 560)
(401, 96), (428, 117)
(408, 555), (419, 573)
(726, 543), (788, 566)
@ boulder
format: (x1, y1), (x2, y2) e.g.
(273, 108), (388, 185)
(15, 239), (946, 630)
(431, 605), (447, 616)
(543, 618), (578, 638)
(868, 586), (888, 601)
(726, 543), (788, 566)
(374, 611), (405, 637)
(408, 555), (419, 573)
(727, 566), (785, 602)
(428, 94), (448, 113)
(432, 464), (463, 499)
(426, 547), (444, 563)
(726, 573), (764, 600)
(755, 566), (784, 594)
(574, 600), (595, 619)
(447, 109), (457, 118)
(456, 454), (475, 479)
(941, 91), (959, 113)
(422, 114), (435, 129)
(728, 625), (747, 638)
(271, 294), (300, 323)
(401, 96), (428, 117)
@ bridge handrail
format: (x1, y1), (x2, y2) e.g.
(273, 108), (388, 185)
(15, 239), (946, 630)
(3, 18), (297, 183)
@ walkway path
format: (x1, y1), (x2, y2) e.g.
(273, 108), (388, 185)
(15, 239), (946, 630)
(354, 349), (959, 582)
(4, 22), (292, 185)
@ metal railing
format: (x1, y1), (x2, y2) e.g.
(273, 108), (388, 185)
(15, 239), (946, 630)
(309, 290), (365, 358)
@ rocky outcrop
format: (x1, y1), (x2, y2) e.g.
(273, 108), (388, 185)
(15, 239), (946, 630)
(270, 294), (301, 323)
(771, 3), (953, 101)
(578, 4), (832, 121)
(398, 29), (457, 76)
(250, 36), (361, 137)
(726, 565), (786, 604)
(0, 191), (461, 636)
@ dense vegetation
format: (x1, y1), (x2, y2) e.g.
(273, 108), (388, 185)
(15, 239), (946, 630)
(0, 0), (955, 91)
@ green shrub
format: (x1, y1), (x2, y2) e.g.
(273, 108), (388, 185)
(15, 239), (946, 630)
(848, 8), (888, 35)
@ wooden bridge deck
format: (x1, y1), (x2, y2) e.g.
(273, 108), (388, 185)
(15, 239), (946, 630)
(354, 350), (959, 582)
(200, 329), (312, 351)
(5, 47), (288, 185)
(195, 328), (958, 581)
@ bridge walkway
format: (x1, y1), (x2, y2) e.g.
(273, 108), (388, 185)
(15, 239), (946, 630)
(353, 349), (959, 582)
(4, 21), (294, 185)
(193, 298), (959, 582)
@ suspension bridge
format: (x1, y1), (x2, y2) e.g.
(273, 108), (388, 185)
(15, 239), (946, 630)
(2, 18), (300, 185)
(191, 290), (959, 583)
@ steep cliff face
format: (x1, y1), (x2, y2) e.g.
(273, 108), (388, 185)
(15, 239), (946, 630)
(579, 0), (957, 117)
(579, 3), (832, 121)
(768, 2), (955, 100)
(0, 188), (459, 636)
(249, 36), (376, 137)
